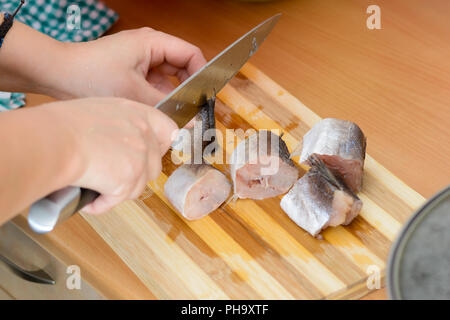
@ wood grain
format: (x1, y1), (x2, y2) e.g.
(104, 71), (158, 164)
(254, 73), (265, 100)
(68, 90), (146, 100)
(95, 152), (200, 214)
(18, 0), (450, 299)
(82, 64), (425, 299)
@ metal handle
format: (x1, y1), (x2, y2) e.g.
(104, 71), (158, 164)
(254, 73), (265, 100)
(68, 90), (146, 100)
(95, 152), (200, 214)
(28, 187), (99, 234)
(0, 254), (55, 285)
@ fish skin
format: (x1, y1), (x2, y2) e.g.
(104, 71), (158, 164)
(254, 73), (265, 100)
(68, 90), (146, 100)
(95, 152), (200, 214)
(231, 130), (299, 200)
(198, 97), (217, 156)
(164, 163), (231, 220)
(171, 97), (218, 159)
(280, 155), (363, 237)
(300, 118), (366, 193)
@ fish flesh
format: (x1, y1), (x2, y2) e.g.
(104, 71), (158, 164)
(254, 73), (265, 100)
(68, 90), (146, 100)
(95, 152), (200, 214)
(280, 155), (363, 237)
(300, 118), (366, 193)
(164, 163), (231, 220)
(231, 130), (299, 200)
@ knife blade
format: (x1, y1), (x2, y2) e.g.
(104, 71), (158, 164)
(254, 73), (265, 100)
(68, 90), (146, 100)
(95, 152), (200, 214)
(27, 14), (281, 234)
(155, 13), (281, 127)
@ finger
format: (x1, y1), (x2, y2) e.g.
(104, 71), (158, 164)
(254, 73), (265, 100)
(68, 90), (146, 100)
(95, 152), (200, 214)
(143, 123), (167, 162)
(146, 147), (163, 181)
(146, 69), (176, 94)
(129, 174), (150, 200)
(81, 194), (126, 215)
(144, 104), (179, 155)
(176, 69), (190, 83)
(148, 32), (207, 76)
(152, 62), (191, 83)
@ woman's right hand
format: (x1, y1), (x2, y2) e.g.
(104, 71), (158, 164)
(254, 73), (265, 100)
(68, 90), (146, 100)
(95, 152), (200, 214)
(39, 97), (178, 214)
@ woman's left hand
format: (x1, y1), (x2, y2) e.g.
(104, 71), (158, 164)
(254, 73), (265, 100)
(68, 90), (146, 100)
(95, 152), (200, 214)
(51, 27), (207, 105)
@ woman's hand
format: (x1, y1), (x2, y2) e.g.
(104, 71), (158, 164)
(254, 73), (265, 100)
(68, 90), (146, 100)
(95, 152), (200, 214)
(39, 97), (178, 214)
(50, 27), (207, 105)
(0, 22), (195, 220)
(0, 21), (206, 105)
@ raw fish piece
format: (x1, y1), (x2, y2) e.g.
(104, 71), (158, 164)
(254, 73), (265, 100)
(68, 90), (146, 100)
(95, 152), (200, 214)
(280, 155), (363, 237)
(300, 118), (366, 193)
(164, 164), (231, 220)
(166, 97), (229, 219)
(231, 130), (299, 200)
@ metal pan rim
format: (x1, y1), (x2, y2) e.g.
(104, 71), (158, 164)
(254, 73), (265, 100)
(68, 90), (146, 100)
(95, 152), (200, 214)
(387, 185), (450, 300)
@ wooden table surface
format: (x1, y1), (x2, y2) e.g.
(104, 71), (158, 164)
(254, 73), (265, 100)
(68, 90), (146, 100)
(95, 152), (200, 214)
(21, 0), (450, 300)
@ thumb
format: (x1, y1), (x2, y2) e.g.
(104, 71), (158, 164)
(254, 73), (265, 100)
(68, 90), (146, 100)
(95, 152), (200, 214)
(133, 80), (179, 154)
(80, 194), (125, 215)
(146, 106), (179, 155)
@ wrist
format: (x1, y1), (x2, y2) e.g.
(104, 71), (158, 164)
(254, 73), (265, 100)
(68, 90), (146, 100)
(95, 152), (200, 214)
(0, 105), (84, 216)
(0, 20), (75, 98)
(27, 105), (85, 189)
(38, 41), (98, 100)
(34, 41), (80, 99)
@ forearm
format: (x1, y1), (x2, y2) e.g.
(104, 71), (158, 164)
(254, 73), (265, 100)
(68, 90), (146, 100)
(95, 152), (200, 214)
(0, 106), (81, 225)
(0, 13), (70, 97)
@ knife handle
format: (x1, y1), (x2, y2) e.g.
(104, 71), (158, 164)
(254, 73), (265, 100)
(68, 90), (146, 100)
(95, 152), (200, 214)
(28, 187), (99, 234)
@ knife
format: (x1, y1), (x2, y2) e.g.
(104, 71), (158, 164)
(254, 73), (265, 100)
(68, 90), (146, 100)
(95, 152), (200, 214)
(28, 14), (281, 234)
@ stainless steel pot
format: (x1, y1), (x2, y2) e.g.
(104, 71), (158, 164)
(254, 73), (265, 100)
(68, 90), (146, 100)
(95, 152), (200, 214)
(388, 185), (450, 299)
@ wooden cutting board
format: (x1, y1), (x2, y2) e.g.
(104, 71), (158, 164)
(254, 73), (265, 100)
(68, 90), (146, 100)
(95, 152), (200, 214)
(82, 63), (425, 299)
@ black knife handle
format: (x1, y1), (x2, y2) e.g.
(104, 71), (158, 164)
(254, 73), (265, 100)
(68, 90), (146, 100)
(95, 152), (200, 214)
(76, 188), (100, 212)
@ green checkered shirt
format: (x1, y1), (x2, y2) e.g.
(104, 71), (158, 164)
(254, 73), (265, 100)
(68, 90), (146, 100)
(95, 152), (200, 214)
(0, 0), (119, 110)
